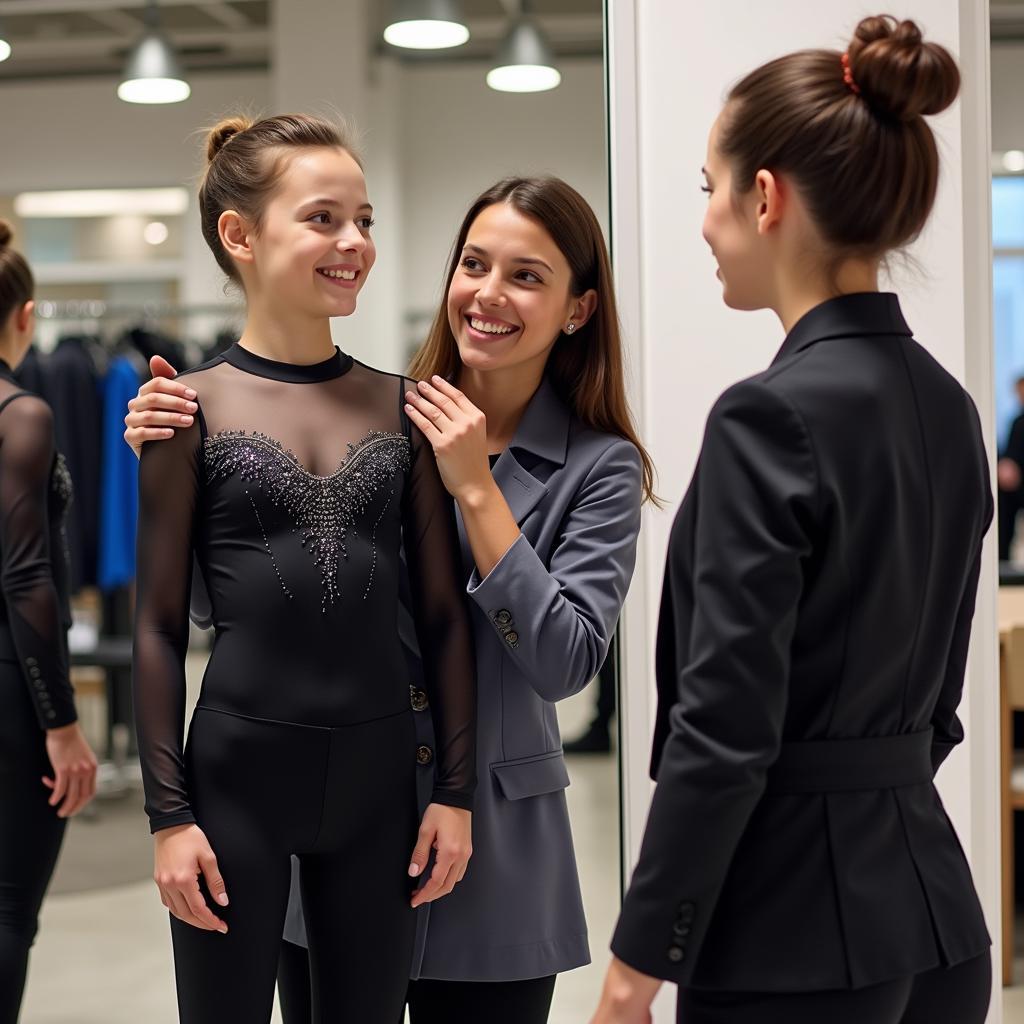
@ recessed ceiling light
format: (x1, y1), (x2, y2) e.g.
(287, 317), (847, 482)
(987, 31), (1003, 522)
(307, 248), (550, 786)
(1003, 150), (1024, 173)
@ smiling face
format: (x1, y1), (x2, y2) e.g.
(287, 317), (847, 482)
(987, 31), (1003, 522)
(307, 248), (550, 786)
(229, 146), (375, 320)
(446, 201), (591, 377)
(701, 113), (776, 312)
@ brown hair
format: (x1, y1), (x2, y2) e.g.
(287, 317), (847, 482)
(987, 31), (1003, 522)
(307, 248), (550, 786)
(719, 15), (960, 264)
(0, 221), (34, 329)
(408, 176), (658, 505)
(198, 113), (361, 282)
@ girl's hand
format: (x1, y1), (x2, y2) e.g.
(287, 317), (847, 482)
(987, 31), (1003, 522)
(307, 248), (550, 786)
(153, 824), (230, 933)
(408, 803), (472, 908)
(589, 957), (662, 1024)
(43, 722), (98, 818)
(123, 355), (194, 458)
(404, 377), (493, 503)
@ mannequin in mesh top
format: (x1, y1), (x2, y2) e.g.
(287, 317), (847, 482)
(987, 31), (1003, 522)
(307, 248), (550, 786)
(0, 224), (97, 1024)
(132, 115), (475, 1023)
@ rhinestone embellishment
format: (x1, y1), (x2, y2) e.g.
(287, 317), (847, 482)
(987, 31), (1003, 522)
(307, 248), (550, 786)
(204, 430), (410, 608)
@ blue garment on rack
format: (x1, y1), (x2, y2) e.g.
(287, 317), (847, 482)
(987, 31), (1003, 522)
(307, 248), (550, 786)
(98, 356), (141, 590)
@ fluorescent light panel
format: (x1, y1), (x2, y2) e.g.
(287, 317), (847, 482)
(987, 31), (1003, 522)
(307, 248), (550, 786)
(14, 188), (190, 219)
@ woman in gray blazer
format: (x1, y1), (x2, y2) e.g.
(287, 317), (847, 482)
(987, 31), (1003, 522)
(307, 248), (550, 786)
(124, 175), (654, 1023)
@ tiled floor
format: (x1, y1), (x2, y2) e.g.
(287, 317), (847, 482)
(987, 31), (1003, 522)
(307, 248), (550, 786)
(19, 668), (619, 1023)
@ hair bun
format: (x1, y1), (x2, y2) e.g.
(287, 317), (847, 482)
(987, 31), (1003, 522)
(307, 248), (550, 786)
(206, 116), (254, 163)
(848, 15), (960, 121)
(0, 220), (11, 249)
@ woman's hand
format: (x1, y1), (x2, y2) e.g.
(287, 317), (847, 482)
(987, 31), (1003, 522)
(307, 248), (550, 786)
(123, 355), (194, 459)
(408, 803), (472, 909)
(404, 377), (493, 504)
(589, 957), (662, 1024)
(153, 823), (230, 933)
(43, 722), (98, 818)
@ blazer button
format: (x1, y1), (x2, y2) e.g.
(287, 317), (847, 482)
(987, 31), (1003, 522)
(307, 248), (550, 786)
(29, 666), (41, 679)
(416, 745), (434, 766)
(672, 921), (690, 938)
(505, 630), (519, 646)
(494, 609), (512, 626)
(667, 947), (685, 963)
(410, 688), (429, 712)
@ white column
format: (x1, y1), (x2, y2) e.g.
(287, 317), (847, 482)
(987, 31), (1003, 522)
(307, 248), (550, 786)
(608, 1), (999, 1019)
(271, 0), (403, 372)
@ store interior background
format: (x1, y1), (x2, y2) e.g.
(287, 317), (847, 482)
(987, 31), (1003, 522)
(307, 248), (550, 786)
(0, 0), (1020, 1021)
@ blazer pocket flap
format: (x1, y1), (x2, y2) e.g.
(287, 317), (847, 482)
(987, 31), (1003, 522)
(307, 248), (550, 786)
(490, 751), (570, 800)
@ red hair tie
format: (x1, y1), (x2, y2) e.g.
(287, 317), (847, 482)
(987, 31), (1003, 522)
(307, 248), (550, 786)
(841, 52), (861, 95)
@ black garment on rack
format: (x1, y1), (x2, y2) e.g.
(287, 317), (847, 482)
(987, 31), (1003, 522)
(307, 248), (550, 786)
(31, 338), (103, 590)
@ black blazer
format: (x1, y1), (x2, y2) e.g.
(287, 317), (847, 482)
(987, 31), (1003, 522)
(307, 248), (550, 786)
(612, 293), (992, 993)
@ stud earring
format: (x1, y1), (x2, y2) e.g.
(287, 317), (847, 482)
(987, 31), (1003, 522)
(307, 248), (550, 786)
(566, 323), (576, 334)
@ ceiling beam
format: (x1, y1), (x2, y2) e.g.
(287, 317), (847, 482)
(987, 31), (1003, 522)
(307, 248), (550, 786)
(85, 7), (141, 33)
(3, 26), (267, 56)
(200, 2), (250, 29)
(0, 0), (255, 14)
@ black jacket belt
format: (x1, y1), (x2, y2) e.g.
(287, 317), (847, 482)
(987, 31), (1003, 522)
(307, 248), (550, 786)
(765, 729), (934, 794)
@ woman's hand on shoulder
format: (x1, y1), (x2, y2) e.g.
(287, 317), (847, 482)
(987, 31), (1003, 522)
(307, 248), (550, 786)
(404, 377), (494, 504)
(408, 802), (472, 908)
(123, 355), (195, 459)
(153, 823), (229, 933)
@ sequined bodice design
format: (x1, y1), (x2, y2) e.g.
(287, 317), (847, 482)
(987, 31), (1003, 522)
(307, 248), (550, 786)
(133, 344), (476, 833)
(204, 428), (410, 608)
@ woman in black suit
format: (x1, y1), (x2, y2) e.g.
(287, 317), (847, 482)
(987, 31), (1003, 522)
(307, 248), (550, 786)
(593, 15), (992, 1024)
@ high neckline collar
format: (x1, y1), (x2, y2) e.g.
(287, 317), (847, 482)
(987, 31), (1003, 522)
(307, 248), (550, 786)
(223, 343), (353, 383)
(773, 292), (912, 366)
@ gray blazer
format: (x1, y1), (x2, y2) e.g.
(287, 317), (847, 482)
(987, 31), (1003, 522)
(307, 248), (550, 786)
(284, 375), (643, 983)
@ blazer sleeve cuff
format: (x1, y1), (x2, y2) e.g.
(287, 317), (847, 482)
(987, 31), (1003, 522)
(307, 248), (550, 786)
(466, 533), (549, 652)
(610, 891), (702, 986)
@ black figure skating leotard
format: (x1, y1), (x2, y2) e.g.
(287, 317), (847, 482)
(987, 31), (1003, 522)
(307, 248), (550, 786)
(132, 343), (476, 1024)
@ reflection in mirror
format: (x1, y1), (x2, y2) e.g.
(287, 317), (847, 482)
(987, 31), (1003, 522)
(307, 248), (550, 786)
(1, 2), (624, 1023)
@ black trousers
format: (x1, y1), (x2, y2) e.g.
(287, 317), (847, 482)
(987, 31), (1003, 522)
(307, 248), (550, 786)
(172, 706), (418, 1024)
(277, 941), (557, 1024)
(678, 952), (992, 1024)
(0, 666), (67, 1024)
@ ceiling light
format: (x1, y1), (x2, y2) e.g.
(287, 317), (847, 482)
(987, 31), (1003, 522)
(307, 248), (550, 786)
(0, 19), (10, 63)
(1003, 150), (1024, 174)
(384, 0), (469, 50)
(15, 188), (189, 219)
(118, 2), (190, 105)
(487, 19), (561, 93)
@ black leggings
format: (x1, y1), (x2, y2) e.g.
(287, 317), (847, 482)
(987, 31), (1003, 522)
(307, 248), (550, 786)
(0, 668), (67, 1024)
(173, 705), (418, 1024)
(277, 942), (557, 1024)
(678, 951), (992, 1024)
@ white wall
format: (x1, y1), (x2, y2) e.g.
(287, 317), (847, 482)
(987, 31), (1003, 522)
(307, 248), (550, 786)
(992, 43), (1024, 153)
(0, 72), (271, 192)
(609, 1), (999, 1019)
(398, 58), (608, 358)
